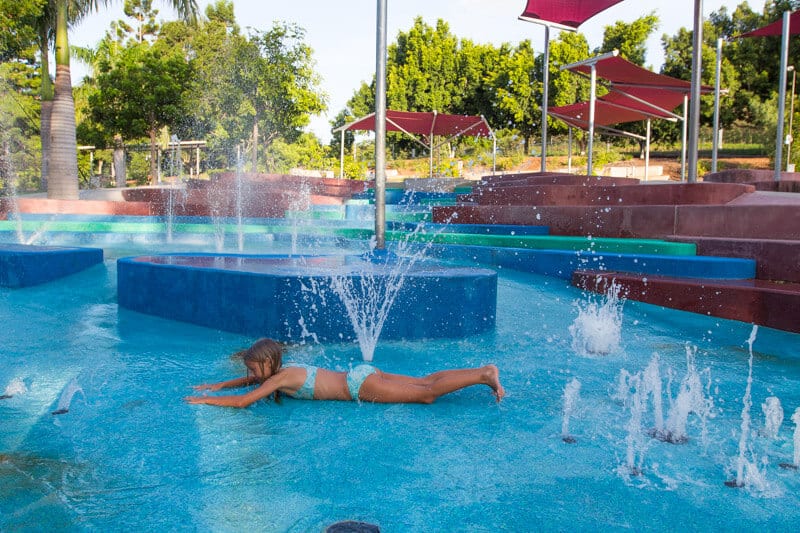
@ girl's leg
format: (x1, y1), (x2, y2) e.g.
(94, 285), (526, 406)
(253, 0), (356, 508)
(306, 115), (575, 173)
(358, 365), (504, 404)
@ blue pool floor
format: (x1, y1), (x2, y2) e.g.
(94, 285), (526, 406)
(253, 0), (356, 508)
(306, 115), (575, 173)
(1, 241), (800, 531)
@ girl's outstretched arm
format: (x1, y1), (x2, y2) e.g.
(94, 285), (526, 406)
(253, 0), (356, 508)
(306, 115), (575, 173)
(185, 371), (295, 408)
(192, 376), (258, 392)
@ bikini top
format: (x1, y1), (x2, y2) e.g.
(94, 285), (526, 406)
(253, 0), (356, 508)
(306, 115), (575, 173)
(283, 363), (317, 400)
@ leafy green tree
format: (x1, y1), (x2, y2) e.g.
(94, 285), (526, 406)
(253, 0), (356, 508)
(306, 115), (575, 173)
(387, 17), (460, 112)
(493, 41), (539, 153)
(89, 39), (192, 182)
(546, 31), (591, 139)
(47, 0), (197, 199)
(597, 11), (659, 66)
(0, 59), (41, 193)
(239, 22), (327, 171)
(0, 0), (45, 61)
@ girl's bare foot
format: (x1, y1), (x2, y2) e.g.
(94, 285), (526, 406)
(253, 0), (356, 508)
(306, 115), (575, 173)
(483, 365), (505, 402)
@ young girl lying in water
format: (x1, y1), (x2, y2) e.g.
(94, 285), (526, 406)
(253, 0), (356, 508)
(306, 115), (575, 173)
(185, 338), (504, 408)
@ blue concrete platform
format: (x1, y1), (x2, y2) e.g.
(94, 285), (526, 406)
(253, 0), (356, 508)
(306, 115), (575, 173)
(117, 253), (497, 342)
(0, 244), (104, 287)
(408, 243), (757, 280)
(387, 221), (550, 236)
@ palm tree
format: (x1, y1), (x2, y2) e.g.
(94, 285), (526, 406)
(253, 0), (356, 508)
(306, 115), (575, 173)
(46, 0), (197, 199)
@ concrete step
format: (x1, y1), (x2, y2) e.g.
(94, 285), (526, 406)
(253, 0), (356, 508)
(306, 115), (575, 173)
(572, 270), (800, 334)
(668, 236), (800, 283)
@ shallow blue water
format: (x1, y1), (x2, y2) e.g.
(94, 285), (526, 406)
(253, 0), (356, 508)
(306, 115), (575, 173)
(1, 238), (800, 531)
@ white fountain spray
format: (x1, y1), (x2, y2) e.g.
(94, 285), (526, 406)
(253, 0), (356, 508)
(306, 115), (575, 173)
(727, 325), (759, 488)
(642, 354), (665, 437)
(569, 280), (624, 356)
(328, 216), (456, 362)
(792, 408), (800, 468)
(661, 344), (714, 445)
(779, 407), (800, 471)
(761, 396), (784, 440)
(561, 378), (581, 443)
(51, 377), (85, 415)
(0, 377), (27, 399)
(622, 371), (647, 476)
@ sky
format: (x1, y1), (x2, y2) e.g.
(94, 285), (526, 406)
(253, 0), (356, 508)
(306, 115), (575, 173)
(70, 0), (745, 142)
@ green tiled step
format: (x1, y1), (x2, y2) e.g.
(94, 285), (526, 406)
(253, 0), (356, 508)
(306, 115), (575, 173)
(393, 232), (696, 255)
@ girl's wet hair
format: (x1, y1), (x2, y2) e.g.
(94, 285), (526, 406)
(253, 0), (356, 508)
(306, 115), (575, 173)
(231, 338), (285, 402)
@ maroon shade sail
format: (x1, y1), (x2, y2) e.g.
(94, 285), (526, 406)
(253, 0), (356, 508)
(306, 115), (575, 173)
(519, 0), (624, 29)
(569, 56), (706, 92)
(342, 110), (492, 138)
(739, 10), (800, 38)
(549, 88), (684, 130)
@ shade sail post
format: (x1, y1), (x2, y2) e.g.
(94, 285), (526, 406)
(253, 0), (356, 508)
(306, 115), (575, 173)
(645, 118), (651, 181)
(374, 0), (388, 249)
(712, 38), (723, 173)
(587, 63), (598, 175)
(687, 0), (704, 183)
(568, 127), (573, 173)
(492, 133), (497, 175)
(561, 51), (618, 176)
(775, 10), (791, 181)
(681, 95), (688, 182)
(339, 129), (345, 179)
(541, 25), (550, 171)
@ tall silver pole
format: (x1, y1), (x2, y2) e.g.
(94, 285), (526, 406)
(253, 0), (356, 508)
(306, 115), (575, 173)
(541, 25), (550, 172)
(339, 129), (345, 179)
(645, 119), (651, 181)
(587, 63), (597, 176)
(687, 0), (704, 183)
(681, 95), (688, 182)
(712, 38), (723, 173)
(567, 127), (573, 174)
(775, 11), (791, 181)
(374, 0), (388, 249)
(788, 67), (796, 171)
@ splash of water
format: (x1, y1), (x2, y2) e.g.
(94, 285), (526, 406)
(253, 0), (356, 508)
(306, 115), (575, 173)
(52, 378), (85, 415)
(1, 377), (27, 399)
(328, 253), (409, 362)
(792, 408), (800, 467)
(561, 378), (581, 443)
(622, 372), (647, 476)
(287, 179), (312, 256)
(328, 218), (455, 362)
(761, 396), (784, 440)
(728, 325), (758, 488)
(660, 345), (714, 445)
(569, 280), (624, 356)
(642, 354), (665, 435)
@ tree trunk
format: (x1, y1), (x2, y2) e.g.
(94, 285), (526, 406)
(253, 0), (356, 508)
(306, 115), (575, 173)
(251, 119), (258, 173)
(113, 134), (126, 187)
(149, 129), (158, 184)
(39, 22), (53, 193)
(48, 1), (79, 200)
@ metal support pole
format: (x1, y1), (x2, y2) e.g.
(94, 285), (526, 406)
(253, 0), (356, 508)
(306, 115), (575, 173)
(788, 66), (796, 171)
(541, 25), (550, 172)
(687, 0), (703, 183)
(712, 38), (723, 173)
(567, 127), (573, 174)
(775, 11), (791, 181)
(645, 119), (651, 182)
(681, 95), (688, 182)
(339, 129), (345, 178)
(492, 134), (497, 175)
(587, 63), (597, 176)
(374, 0), (387, 249)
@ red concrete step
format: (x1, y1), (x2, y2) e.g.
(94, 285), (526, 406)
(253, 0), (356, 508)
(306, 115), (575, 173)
(572, 269), (800, 334)
(668, 236), (800, 283)
(461, 183), (753, 206)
